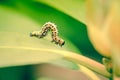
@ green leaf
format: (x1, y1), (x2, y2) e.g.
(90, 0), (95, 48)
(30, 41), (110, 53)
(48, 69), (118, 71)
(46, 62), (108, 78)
(0, 6), (80, 68)
(36, 0), (86, 23)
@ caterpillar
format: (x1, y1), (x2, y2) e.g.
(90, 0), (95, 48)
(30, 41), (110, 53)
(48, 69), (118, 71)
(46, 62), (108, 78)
(30, 22), (65, 47)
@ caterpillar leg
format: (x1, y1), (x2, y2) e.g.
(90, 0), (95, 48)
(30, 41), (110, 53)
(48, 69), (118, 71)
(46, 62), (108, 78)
(51, 39), (55, 42)
(51, 39), (58, 45)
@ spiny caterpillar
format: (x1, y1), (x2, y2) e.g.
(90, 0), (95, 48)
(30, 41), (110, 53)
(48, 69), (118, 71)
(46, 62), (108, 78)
(30, 22), (65, 47)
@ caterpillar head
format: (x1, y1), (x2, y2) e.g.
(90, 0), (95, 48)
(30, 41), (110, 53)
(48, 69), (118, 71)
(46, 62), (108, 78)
(58, 38), (65, 47)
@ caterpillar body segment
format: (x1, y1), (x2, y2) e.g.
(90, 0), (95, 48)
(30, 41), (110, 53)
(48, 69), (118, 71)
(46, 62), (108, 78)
(51, 36), (65, 47)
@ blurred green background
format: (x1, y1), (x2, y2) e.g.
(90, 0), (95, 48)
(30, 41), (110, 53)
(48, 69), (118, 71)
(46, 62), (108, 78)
(0, 0), (104, 80)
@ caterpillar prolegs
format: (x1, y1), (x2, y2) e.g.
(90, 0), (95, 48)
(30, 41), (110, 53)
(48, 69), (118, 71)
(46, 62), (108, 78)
(30, 22), (65, 47)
